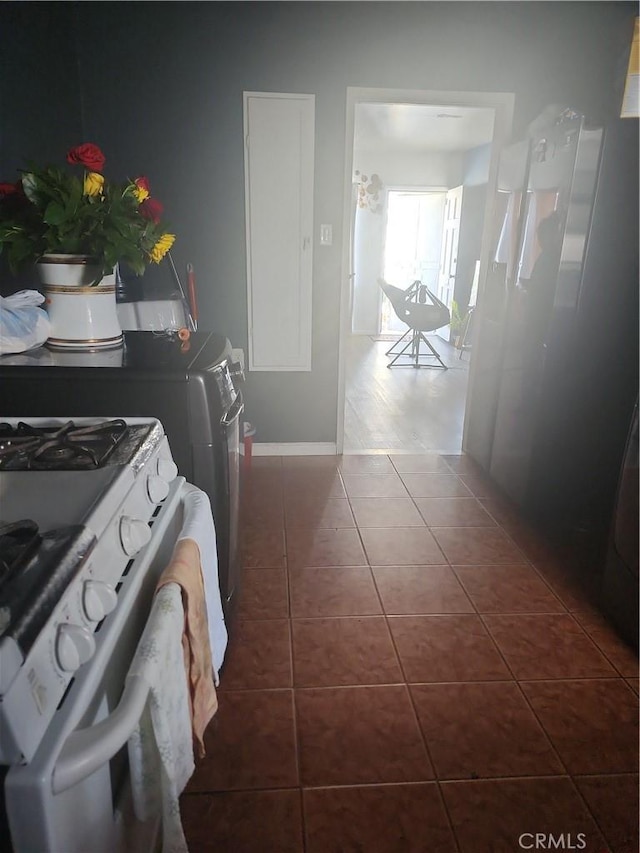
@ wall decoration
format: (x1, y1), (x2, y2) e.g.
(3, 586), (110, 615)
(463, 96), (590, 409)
(354, 170), (383, 213)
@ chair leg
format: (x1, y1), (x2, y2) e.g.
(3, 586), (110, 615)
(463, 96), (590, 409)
(385, 328), (412, 357)
(386, 328), (448, 369)
(386, 331), (418, 367)
(418, 332), (448, 369)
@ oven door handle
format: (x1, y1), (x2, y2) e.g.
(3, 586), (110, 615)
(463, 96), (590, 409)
(52, 672), (151, 795)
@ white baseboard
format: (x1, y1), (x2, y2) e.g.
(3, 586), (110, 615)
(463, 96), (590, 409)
(248, 442), (337, 456)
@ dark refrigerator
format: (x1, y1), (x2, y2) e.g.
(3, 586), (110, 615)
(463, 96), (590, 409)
(477, 112), (639, 551)
(602, 399), (639, 648)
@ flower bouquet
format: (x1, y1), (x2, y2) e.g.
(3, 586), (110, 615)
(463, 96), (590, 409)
(0, 142), (175, 284)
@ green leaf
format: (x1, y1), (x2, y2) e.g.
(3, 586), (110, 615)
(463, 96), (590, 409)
(44, 201), (67, 226)
(127, 257), (146, 276)
(20, 172), (39, 204)
(67, 177), (82, 213)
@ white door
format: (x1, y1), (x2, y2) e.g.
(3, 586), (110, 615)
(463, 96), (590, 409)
(381, 190), (446, 333)
(243, 92), (315, 371)
(437, 185), (463, 310)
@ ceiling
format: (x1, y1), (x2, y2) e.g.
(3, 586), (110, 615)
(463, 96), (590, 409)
(354, 102), (496, 154)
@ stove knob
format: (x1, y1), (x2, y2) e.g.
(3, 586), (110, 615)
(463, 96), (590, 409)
(157, 456), (178, 482)
(147, 474), (170, 504)
(56, 624), (96, 672)
(119, 516), (152, 557)
(83, 580), (118, 622)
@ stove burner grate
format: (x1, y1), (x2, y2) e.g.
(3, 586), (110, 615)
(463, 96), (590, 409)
(0, 419), (129, 471)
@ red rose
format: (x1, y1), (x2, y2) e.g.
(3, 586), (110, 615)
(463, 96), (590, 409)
(66, 143), (106, 172)
(140, 197), (163, 224)
(0, 182), (19, 196)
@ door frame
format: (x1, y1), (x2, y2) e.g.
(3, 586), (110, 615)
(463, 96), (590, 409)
(336, 86), (515, 454)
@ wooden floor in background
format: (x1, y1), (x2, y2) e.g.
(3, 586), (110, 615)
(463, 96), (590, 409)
(343, 333), (470, 454)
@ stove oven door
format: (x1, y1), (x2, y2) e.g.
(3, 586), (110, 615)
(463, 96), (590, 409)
(4, 480), (186, 853)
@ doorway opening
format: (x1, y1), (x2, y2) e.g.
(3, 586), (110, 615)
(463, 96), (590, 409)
(338, 87), (514, 455)
(381, 190), (446, 335)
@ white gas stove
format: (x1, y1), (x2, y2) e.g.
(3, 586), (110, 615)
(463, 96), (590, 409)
(0, 416), (179, 763)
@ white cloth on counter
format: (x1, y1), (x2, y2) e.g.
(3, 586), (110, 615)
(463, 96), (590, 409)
(178, 484), (228, 680)
(127, 582), (194, 853)
(0, 290), (51, 354)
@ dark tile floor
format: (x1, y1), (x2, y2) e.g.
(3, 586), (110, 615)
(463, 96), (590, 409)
(180, 453), (639, 853)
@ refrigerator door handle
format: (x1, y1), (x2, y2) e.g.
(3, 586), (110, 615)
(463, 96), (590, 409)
(221, 394), (244, 428)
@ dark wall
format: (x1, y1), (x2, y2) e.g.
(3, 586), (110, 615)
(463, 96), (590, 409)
(0, 3), (82, 172)
(3, 2), (636, 441)
(0, 2), (83, 292)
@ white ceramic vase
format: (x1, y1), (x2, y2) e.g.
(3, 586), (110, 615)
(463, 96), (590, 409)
(36, 254), (123, 351)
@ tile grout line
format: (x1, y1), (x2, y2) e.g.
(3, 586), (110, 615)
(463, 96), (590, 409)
(564, 774), (620, 851)
(364, 500), (463, 853)
(434, 499), (579, 789)
(416, 493), (577, 796)
(235, 456), (637, 851)
(565, 610), (638, 679)
(283, 508), (308, 853)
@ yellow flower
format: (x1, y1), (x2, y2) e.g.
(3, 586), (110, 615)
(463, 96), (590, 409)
(133, 186), (149, 202)
(83, 172), (104, 197)
(132, 177), (150, 202)
(149, 233), (176, 263)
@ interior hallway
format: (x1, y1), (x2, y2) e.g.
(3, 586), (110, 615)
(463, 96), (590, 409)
(343, 334), (470, 454)
(180, 452), (639, 852)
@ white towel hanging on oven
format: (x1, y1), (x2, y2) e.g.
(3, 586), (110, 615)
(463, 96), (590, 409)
(178, 484), (228, 680)
(127, 582), (194, 853)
